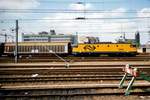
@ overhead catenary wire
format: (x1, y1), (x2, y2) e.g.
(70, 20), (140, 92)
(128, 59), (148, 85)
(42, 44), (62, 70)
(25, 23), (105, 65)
(1, 9), (150, 13)
(2, 0), (121, 4)
(0, 1), (149, 36)
(0, 17), (149, 21)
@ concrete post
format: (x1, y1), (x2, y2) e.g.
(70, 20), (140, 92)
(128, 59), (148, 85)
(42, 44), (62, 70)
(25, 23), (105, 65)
(119, 73), (128, 88)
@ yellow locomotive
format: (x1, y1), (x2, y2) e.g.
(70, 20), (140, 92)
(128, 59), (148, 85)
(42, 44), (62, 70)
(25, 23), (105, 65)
(72, 43), (137, 56)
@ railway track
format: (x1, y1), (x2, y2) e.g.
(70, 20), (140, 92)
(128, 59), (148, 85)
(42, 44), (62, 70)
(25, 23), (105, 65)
(0, 84), (150, 100)
(0, 64), (150, 68)
(19, 57), (150, 62)
(0, 62), (150, 99)
(0, 54), (150, 63)
(0, 67), (149, 84)
(0, 65), (149, 83)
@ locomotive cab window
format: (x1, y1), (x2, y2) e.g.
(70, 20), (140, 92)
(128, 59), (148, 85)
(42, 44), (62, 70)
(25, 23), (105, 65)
(130, 45), (136, 47)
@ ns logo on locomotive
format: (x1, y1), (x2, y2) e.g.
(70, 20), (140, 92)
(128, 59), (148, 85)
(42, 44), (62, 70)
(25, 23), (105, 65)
(83, 45), (96, 51)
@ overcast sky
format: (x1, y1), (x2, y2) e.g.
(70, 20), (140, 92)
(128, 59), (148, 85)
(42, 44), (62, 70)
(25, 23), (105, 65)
(0, 0), (150, 44)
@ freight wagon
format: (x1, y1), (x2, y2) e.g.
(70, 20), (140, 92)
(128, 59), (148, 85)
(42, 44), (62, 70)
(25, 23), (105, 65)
(3, 42), (71, 56)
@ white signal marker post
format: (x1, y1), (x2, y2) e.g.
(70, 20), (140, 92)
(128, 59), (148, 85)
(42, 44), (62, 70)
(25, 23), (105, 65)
(49, 50), (69, 68)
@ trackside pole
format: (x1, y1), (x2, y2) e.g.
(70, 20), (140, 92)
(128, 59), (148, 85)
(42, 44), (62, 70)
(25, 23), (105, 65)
(119, 73), (128, 88)
(119, 64), (131, 88)
(15, 20), (18, 63)
(119, 64), (150, 95)
(125, 76), (136, 96)
(119, 64), (139, 96)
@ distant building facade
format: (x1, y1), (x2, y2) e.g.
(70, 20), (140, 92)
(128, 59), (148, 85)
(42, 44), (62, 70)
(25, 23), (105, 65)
(22, 33), (77, 44)
(116, 32), (140, 47)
